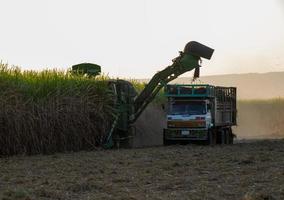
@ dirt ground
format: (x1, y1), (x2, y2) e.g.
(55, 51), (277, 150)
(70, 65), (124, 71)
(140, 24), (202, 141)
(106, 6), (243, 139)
(0, 140), (283, 200)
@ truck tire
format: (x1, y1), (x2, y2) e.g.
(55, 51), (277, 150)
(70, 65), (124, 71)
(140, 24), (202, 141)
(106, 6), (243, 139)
(228, 128), (234, 144)
(225, 129), (230, 144)
(163, 133), (172, 145)
(221, 129), (226, 144)
(220, 128), (230, 145)
(206, 129), (216, 145)
(221, 128), (235, 145)
(228, 134), (234, 144)
(207, 130), (216, 145)
(163, 138), (170, 145)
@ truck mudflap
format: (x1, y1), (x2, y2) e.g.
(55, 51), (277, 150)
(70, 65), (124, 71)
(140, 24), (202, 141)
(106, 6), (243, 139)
(163, 128), (208, 141)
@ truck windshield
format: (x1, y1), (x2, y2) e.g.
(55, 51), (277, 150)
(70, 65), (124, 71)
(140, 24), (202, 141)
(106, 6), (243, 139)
(170, 101), (206, 115)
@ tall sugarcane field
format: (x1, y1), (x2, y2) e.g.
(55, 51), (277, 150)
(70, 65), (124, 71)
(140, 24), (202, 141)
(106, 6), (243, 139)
(0, 63), (117, 155)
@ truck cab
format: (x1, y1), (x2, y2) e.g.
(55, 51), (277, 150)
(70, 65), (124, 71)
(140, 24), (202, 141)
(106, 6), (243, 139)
(167, 99), (212, 138)
(163, 84), (237, 145)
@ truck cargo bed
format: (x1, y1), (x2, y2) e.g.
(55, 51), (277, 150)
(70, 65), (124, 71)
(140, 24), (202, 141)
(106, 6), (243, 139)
(214, 86), (237, 126)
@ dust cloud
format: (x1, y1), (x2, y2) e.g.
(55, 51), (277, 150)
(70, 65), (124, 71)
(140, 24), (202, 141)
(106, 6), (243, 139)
(173, 72), (284, 99)
(133, 104), (166, 147)
(234, 101), (284, 139)
(133, 102), (284, 147)
(140, 72), (284, 99)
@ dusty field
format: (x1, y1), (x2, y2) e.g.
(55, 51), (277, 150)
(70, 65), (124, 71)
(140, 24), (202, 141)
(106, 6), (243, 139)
(234, 100), (284, 139)
(0, 140), (283, 200)
(133, 101), (284, 146)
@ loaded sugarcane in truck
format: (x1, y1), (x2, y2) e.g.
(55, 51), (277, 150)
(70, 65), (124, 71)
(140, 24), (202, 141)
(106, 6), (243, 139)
(72, 41), (223, 147)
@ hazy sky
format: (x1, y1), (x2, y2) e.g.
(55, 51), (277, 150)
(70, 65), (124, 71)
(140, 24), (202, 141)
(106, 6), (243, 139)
(0, 0), (283, 78)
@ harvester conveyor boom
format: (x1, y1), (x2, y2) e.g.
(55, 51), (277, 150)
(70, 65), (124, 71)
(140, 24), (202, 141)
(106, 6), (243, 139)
(132, 41), (214, 123)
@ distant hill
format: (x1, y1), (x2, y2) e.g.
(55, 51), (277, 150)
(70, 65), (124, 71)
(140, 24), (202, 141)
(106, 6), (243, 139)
(138, 71), (284, 99)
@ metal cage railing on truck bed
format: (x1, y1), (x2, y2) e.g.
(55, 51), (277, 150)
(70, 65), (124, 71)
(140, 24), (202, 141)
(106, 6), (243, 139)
(214, 86), (237, 126)
(164, 84), (215, 98)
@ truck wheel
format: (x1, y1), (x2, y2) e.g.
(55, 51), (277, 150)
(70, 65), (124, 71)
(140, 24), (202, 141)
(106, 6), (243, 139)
(225, 129), (230, 144)
(163, 133), (172, 145)
(163, 134), (176, 146)
(163, 138), (173, 145)
(228, 128), (234, 144)
(221, 130), (226, 144)
(228, 134), (234, 144)
(220, 129), (230, 145)
(207, 130), (216, 145)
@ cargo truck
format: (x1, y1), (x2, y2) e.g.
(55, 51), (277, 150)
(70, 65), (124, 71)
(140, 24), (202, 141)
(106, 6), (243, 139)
(163, 84), (237, 145)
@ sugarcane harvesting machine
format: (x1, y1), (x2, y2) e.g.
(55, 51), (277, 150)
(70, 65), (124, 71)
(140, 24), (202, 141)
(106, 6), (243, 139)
(72, 41), (214, 147)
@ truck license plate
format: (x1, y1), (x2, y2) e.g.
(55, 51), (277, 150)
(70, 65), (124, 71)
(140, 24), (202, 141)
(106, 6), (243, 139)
(181, 130), (190, 136)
